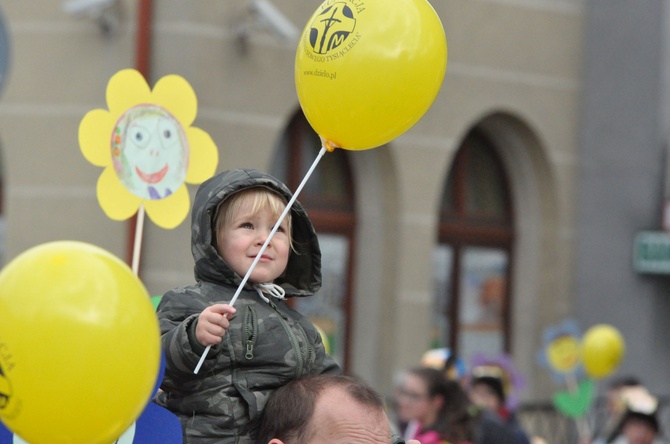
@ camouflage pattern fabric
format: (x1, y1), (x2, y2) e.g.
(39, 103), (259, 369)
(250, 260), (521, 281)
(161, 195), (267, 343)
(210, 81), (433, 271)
(154, 169), (341, 443)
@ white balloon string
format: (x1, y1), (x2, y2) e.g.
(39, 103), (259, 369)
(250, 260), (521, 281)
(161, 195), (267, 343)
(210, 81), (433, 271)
(194, 144), (328, 374)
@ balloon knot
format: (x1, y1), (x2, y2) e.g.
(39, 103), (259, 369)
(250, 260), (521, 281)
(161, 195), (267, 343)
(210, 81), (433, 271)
(320, 137), (339, 152)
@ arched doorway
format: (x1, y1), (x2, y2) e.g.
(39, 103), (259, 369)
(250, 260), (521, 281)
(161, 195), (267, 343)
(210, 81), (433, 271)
(433, 125), (515, 362)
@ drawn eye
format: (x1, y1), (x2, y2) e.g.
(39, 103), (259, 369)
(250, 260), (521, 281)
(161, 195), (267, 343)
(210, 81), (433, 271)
(129, 127), (150, 148)
(158, 119), (180, 147)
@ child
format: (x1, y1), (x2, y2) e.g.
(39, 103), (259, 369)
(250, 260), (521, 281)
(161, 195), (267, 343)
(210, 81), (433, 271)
(154, 168), (341, 443)
(468, 371), (531, 444)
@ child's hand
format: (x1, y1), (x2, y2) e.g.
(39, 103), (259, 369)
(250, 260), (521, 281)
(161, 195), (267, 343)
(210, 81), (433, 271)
(195, 304), (236, 347)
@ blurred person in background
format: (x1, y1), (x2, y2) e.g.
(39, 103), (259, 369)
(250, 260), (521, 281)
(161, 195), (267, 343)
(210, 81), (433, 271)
(468, 367), (531, 444)
(603, 385), (667, 444)
(394, 366), (518, 444)
(395, 367), (456, 444)
(591, 376), (643, 443)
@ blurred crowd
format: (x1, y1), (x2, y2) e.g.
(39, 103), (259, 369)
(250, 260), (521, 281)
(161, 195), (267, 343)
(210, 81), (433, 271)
(388, 350), (667, 444)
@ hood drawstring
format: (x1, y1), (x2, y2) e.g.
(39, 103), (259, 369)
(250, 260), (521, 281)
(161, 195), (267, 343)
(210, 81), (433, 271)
(253, 282), (286, 304)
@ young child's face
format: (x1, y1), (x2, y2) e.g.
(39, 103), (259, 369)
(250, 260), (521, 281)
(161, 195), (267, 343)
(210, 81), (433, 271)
(622, 417), (657, 444)
(469, 382), (502, 412)
(216, 192), (290, 283)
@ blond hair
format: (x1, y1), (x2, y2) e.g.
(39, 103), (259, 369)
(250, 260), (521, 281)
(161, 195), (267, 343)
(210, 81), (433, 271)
(215, 187), (293, 249)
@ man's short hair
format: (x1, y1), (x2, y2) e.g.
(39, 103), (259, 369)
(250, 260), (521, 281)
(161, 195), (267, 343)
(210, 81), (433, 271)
(256, 374), (384, 444)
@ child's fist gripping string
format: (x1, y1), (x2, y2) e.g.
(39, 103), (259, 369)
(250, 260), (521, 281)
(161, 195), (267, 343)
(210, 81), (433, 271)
(195, 304), (236, 347)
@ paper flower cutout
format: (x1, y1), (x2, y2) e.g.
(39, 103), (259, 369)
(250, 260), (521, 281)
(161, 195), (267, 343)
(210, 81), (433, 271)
(79, 68), (218, 229)
(536, 318), (583, 382)
(470, 353), (525, 410)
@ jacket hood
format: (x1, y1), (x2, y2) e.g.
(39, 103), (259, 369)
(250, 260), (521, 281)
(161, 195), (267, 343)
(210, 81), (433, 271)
(191, 168), (321, 296)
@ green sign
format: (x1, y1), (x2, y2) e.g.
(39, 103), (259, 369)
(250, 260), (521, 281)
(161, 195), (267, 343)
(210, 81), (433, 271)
(633, 231), (670, 274)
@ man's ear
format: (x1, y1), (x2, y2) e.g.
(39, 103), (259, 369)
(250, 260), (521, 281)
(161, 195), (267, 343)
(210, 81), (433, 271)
(268, 439), (285, 444)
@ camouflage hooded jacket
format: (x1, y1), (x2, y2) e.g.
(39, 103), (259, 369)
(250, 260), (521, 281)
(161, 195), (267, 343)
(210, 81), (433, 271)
(154, 169), (341, 443)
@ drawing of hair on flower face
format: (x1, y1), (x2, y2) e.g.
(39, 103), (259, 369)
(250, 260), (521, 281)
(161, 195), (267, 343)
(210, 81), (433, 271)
(112, 104), (189, 201)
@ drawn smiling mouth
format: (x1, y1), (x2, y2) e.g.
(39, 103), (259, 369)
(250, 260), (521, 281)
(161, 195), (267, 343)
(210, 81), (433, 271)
(135, 164), (168, 184)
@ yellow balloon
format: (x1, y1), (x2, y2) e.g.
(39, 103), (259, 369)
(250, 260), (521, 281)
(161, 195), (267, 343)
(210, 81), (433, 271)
(0, 241), (160, 444)
(295, 0), (447, 150)
(582, 324), (625, 379)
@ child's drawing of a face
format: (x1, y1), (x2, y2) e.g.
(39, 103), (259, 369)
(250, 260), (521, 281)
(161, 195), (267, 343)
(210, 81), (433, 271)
(546, 334), (580, 372)
(112, 105), (189, 200)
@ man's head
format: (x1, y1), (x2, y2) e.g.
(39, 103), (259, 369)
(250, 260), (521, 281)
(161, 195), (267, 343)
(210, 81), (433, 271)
(257, 374), (416, 444)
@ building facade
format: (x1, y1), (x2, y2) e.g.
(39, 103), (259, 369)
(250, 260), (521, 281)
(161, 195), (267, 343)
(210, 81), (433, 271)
(0, 0), (588, 401)
(575, 0), (670, 397)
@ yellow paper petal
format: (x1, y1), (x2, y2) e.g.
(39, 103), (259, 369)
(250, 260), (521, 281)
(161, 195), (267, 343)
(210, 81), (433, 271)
(185, 127), (219, 184)
(152, 75), (197, 127)
(143, 185), (190, 229)
(97, 167), (142, 221)
(106, 69), (152, 115)
(79, 109), (115, 167)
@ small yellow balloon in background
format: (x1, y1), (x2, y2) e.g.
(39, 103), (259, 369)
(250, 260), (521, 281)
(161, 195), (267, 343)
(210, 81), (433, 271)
(581, 324), (625, 379)
(295, 0), (448, 151)
(0, 241), (160, 444)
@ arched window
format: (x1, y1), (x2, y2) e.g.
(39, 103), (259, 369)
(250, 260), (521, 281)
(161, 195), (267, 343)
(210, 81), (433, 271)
(433, 126), (515, 362)
(271, 111), (356, 371)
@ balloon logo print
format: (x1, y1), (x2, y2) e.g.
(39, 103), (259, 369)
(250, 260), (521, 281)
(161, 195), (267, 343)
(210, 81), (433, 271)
(0, 360), (12, 411)
(308, 3), (357, 55)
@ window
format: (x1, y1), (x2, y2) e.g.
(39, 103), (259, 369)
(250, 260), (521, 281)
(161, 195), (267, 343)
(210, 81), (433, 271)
(271, 111), (356, 371)
(433, 127), (514, 362)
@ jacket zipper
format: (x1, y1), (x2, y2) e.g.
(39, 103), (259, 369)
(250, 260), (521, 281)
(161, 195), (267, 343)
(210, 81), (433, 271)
(267, 299), (304, 378)
(244, 306), (257, 360)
